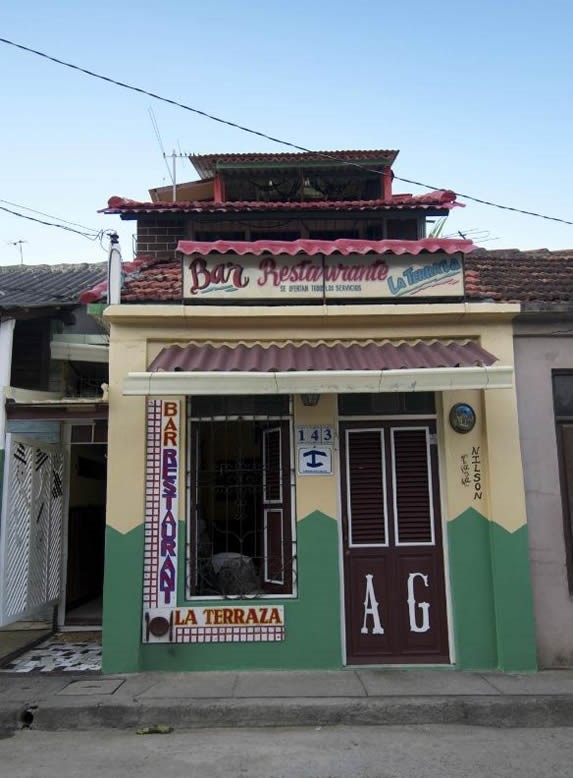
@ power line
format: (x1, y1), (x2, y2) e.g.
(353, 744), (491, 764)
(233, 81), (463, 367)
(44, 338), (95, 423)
(1, 36), (572, 228)
(0, 199), (100, 234)
(0, 205), (103, 240)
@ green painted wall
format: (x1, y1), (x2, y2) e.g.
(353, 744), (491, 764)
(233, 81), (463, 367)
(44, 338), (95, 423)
(489, 521), (537, 671)
(103, 504), (537, 673)
(447, 507), (537, 671)
(102, 523), (144, 673)
(102, 510), (342, 673)
(447, 507), (497, 669)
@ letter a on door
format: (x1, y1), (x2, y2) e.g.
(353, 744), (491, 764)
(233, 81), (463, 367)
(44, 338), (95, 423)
(361, 574), (385, 635)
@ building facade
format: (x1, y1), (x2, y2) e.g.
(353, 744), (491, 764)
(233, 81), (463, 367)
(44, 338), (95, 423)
(483, 249), (573, 668)
(0, 263), (108, 633)
(88, 150), (537, 673)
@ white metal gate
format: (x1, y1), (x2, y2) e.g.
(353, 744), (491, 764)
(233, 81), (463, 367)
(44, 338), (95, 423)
(0, 435), (64, 626)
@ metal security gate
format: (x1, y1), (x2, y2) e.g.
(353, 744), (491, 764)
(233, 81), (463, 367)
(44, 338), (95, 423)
(340, 420), (449, 664)
(0, 435), (64, 626)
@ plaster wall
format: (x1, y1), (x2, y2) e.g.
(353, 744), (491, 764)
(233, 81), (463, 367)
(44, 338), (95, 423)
(514, 334), (573, 667)
(101, 302), (536, 671)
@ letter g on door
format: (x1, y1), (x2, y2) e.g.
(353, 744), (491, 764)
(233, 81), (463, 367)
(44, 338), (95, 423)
(407, 572), (431, 633)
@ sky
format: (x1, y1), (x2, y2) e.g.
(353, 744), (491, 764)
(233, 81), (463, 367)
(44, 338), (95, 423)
(1, 0), (572, 265)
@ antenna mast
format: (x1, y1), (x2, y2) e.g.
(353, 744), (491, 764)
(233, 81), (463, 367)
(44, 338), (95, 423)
(147, 108), (190, 202)
(8, 240), (27, 264)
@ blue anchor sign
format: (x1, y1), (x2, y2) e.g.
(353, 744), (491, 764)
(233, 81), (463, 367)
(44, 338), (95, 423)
(298, 445), (333, 475)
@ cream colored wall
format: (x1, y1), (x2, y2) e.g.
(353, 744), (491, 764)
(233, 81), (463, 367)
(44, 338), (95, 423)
(439, 389), (489, 522)
(106, 324), (187, 534)
(294, 394), (338, 521)
(106, 323), (147, 533)
(480, 326), (528, 531)
(439, 322), (527, 533)
(104, 301), (523, 536)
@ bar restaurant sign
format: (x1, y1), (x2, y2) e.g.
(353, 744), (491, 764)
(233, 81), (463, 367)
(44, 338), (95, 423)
(182, 252), (464, 301)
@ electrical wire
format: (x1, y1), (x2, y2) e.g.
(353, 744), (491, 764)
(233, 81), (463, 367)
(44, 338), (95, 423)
(0, 199), (100, 234)
(0, 205), (104, 240)
(1, 36), (572, 227)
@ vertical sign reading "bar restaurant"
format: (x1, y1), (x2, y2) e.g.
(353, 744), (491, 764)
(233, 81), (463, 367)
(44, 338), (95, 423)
(143, 400), (180, 612)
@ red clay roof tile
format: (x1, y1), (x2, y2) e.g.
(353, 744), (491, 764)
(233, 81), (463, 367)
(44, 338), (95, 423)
(176, 238), (472, 257)
(80, 248), (573, 307)
(189, 149), (399, 178)
(103, 189), (459, 215)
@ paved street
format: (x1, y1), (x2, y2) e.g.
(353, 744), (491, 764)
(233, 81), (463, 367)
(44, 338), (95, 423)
(1, 725), (572, 777)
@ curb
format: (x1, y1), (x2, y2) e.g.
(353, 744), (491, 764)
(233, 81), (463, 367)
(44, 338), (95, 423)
(10, 695), (573, 732)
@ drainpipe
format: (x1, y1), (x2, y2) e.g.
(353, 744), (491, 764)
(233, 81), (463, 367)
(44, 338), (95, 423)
(107, 232), (122, 305)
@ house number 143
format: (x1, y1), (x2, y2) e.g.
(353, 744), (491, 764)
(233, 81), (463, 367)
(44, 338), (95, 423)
(296, 426), (334, 444)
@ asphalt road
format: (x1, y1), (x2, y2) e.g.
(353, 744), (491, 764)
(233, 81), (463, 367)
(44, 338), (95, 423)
(1, 724), (572, 777)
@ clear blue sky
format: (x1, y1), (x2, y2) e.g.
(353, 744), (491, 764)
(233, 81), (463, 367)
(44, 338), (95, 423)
(1, 0), (572, 264)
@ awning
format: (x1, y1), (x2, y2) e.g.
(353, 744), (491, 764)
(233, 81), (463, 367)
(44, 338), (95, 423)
(123, 340), (513, 395)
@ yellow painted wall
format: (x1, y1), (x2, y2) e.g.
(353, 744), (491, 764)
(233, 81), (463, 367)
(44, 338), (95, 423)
(294, 394), (338, 521)
(104, 301), (524, 536)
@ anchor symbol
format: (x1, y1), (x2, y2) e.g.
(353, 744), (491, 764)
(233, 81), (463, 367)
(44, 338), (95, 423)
(303, 449), (327, 469)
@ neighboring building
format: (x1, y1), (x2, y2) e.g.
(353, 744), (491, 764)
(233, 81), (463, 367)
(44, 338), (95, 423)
(84, 149), (537, 674)
(468, 248), (573, 668)
(0, 262), (108, 633)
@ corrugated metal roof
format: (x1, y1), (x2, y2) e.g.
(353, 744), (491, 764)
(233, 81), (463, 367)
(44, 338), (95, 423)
(103, 190), (458, 215)
(0, 262), (106, 309)
(148, 340), (497, 372)
(176, 238), (472, 257)
(190, 149), (399, 179)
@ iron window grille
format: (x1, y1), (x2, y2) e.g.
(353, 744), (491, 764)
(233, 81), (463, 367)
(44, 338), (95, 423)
(186, 397), (296, 599)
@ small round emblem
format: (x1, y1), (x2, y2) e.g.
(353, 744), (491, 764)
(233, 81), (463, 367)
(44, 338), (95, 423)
(449, 403), (476, 434)
(148, 616), (170, 637)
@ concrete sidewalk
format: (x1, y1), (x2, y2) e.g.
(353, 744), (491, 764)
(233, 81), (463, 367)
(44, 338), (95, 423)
(1, 668), (573, 732)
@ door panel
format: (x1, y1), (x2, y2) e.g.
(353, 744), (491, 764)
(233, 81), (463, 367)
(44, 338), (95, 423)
(393, 553), (448, 659)
(0, 436), (64, 626)
(346, 429), (387, 546)
(261, 426), (292, 594)
(345, 553), (393, 659)
(341, 421), (449, 664)
(391, 428), (434, 545)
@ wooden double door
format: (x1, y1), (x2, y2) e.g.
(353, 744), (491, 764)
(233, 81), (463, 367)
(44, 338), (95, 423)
(340, 421), (450, 664)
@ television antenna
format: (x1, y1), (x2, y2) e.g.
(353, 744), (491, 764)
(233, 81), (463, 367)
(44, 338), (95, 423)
(147, 108), (191, 200)
(7, 239), (27, 264)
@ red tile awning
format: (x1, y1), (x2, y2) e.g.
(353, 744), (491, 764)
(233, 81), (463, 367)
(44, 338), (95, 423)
(126, 338), (511, 395)
(176, 237), (473, 257)
(148, 340), (497, 373)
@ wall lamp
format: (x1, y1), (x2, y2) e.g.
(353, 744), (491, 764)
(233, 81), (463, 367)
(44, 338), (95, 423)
(301, 393), (321, 407)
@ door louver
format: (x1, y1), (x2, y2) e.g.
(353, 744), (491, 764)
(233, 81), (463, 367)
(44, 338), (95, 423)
(347, 430), (387, 545)
(392, 428), (434, 545)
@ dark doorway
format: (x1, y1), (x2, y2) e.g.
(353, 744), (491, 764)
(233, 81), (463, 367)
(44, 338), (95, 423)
(65, 430), (107, 626)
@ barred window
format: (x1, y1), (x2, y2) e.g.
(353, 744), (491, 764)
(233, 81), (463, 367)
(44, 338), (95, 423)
(187, 399), (295, 598)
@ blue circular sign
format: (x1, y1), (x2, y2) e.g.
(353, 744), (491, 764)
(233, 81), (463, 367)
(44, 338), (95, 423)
(449, 403), (476, 433)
